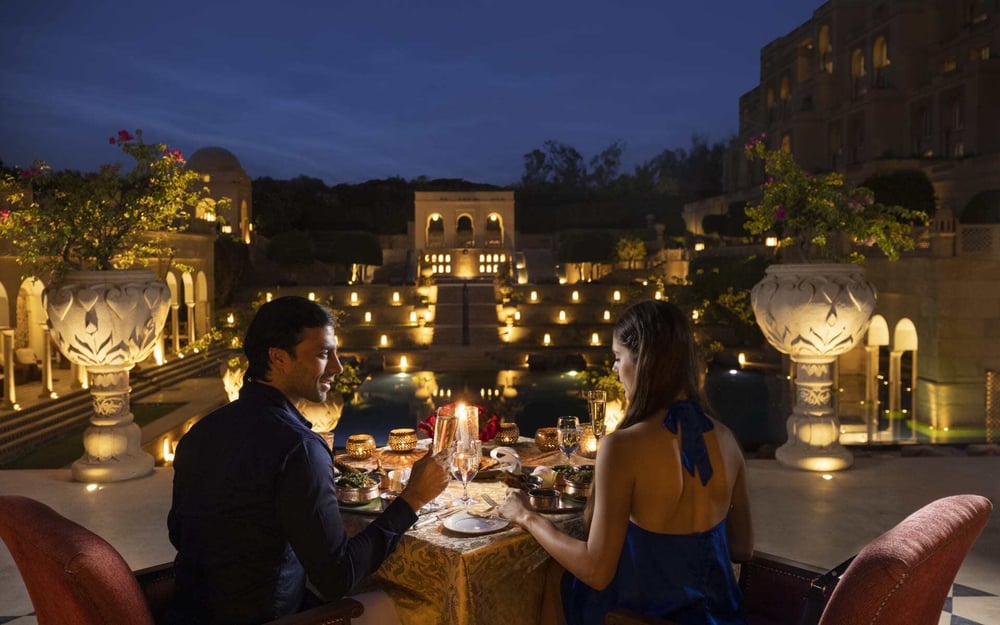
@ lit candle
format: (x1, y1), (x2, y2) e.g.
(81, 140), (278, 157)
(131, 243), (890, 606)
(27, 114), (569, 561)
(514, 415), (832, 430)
(579, 424), (598, 458)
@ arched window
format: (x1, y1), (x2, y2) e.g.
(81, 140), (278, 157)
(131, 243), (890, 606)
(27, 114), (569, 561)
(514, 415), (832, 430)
(818, 25), (833, 73)
(485, 213), (503, 247)
(851, 49), (866, 95)
(426, 213), (444, 248)
(873, 36), (890, 87)
(456, 214), (474, 247)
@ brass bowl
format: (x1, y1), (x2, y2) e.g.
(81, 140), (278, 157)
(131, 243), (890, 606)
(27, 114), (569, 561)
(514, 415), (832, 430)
(496, 422), (520, 446)
(561, 464), (595, 498)
(534, 427), (559, 451)
(388, 428), (418, 452)
(528, 488), (560, 511)
(335, 482), (380, 505)
(346, 434), (377, 459)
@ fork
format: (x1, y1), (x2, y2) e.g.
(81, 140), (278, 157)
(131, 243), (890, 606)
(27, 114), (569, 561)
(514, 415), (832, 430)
(466, 494), (502, 519)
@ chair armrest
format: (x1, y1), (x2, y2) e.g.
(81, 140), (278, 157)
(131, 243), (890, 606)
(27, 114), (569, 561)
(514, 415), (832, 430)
(605, 608), (678, 625)
(740, 551), (830, 625)
(265, 598), (365, 625)
(135, 562), (177, 623)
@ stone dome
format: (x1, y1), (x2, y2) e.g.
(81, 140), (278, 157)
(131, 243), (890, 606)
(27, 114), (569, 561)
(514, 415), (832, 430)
(186, 147), (245, 174)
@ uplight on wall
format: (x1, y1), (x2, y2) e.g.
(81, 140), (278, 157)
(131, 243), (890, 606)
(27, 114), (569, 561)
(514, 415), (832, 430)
(514, 311), (521, 321)
(765, 236), (778, 247)
(364, 311), (372, 323)
(266, 292), (273, 302)
(603, 310), (611, 321)
(350, 292), (358, 305)
(308, 292), (316, 301)
(613, 290), (621, 302)
(694, 242), (706, 252)
(591, 333), (600, 345)
(380, 334), (388, 347)
(558, 310), (567, 322)
(571, 290), (579, 302)
(392, 291), (400, 304)
(530, 291), (538, 302)
(543, 333), (552, 346)
(409, 311), (417, 323)
(654, 291), (662, 300)
(399, 355), (409, 370)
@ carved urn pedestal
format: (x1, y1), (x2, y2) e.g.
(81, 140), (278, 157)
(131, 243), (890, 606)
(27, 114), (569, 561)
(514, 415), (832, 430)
(751, 264), (876, 471)
(44, 270), (171, 482)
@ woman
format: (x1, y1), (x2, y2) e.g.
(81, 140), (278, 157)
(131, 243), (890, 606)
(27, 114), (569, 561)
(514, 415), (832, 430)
(500, 300), (753, 625)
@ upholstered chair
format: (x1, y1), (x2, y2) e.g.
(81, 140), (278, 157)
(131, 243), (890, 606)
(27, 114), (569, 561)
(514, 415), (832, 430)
(606, 494), (992, 625)
(0, 495), (363, 625)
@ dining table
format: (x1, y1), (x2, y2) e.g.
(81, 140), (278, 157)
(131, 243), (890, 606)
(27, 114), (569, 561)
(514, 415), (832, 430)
(336, 439), (588, 625)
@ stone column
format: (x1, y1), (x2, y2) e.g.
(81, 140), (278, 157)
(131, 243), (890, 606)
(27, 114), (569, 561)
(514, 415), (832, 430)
(38, 324), (55, 399)
(171, 304), (181, 353)
(1, 329), (17, 410)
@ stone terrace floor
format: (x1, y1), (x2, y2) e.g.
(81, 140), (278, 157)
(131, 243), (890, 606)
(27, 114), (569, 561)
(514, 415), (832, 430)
(0, 376), (998, 624)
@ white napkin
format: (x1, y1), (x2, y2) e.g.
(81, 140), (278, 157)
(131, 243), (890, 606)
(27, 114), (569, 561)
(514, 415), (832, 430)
(490, 446), (521, 474)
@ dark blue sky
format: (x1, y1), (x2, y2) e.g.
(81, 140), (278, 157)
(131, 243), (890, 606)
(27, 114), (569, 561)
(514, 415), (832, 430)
(0, 1), (813, 186)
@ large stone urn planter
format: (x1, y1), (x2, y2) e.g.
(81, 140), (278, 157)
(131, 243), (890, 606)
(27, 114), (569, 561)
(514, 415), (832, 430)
(751, 264), (876, 471)
(44, 270), (171, 482)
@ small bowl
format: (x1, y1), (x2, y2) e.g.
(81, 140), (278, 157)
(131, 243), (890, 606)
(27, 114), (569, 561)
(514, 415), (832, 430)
(388, 428), (418, 452)
(346, 434), (377, 459)
(528, 488), (560, 510)
(380, 492), (399, 511)
(336, 482), (380, 505)
(534, 427), (559, 451)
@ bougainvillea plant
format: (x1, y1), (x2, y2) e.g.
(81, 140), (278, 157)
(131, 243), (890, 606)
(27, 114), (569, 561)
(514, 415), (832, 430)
(0, 129), (217, 284)
(743, 135), (928, 263)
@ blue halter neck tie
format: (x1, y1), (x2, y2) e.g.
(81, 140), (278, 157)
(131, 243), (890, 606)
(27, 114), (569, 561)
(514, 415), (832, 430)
(662, 400), (714, 486)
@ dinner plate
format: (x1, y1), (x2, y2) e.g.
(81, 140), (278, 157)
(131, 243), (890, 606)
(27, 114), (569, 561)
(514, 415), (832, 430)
(443, 512), (510, 535)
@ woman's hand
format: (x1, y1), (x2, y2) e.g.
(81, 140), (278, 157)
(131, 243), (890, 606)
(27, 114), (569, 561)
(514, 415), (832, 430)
(499, 488), (532, 527)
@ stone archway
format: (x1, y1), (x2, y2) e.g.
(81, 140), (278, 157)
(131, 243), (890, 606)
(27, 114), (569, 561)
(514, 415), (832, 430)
(15, 278), (45, 355)
(0, 281), (9, 327)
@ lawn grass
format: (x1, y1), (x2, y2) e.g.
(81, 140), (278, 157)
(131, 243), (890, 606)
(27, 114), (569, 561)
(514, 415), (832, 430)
(0, 403), (183, 470)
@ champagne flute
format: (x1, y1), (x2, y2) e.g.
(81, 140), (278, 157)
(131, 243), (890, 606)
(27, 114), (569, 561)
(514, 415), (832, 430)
(583, 390), (608, 440)
(433, 412), (458, 456)
(451, 439), (482, 506)
(556, 416), (581, 465)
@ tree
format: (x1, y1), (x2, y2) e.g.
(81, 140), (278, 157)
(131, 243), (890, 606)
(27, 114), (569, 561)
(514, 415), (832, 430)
(588, 141), (624, 188)
(616, 235), (647, 269)
(266, 230), (315, 266)
(557, 229), (616, 280)
(312, 230), (383, 281)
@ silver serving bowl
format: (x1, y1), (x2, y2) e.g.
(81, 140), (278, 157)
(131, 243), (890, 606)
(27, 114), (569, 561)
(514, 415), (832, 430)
(336, 482), (381, 505)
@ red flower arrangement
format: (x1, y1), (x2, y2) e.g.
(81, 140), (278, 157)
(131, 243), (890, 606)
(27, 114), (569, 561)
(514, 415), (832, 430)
(418, 403), (502, 443)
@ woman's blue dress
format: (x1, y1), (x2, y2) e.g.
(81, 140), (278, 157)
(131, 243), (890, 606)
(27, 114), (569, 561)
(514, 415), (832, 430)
(561, 401), (745, 625)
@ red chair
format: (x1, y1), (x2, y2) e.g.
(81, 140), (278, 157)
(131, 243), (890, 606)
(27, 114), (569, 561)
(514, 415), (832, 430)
(0, 495), (363, 625)
(606, 494), (992, 625)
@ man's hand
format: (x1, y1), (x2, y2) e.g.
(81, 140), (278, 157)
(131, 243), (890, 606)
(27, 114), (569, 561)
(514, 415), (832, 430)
(399, 450), (450, 513)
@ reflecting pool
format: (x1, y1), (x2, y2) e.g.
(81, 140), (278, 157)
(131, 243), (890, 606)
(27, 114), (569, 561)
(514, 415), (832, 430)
(333, 365), (779, 450)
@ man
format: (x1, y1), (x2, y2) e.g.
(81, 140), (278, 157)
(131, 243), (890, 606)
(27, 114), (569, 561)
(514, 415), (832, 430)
(168, 296), (449, 624)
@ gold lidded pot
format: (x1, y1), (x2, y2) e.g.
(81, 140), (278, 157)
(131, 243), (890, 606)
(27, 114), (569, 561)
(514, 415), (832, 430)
(346, 434), (377, 459)
(495, 421), (520, 446)
(387, 428), (418, 452)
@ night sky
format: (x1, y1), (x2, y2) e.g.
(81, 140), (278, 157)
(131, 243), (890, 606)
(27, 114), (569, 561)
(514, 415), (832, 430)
(1, 0), (813, 186)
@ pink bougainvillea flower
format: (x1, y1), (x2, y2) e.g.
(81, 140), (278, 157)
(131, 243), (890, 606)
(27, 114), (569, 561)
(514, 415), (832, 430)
(774, 205), (786, 220)
(117, 129), (134, 142)
(109, 137), (116, 144)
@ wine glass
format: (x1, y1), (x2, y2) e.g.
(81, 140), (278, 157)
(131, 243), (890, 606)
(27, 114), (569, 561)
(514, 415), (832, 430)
(451, 439), (482, 506)
(556, 416), (581, 465)
(583, 389), (608, 440)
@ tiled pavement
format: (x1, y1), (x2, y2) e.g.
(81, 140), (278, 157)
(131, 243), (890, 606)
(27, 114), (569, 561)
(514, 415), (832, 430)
(0, 376), (997, 623)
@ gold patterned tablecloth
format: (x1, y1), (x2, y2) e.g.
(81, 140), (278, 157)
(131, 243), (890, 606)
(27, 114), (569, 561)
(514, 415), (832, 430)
(342, 479), (584, 625)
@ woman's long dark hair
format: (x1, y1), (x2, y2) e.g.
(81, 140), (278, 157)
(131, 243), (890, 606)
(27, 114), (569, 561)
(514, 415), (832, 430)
(614, 299), (708, 430)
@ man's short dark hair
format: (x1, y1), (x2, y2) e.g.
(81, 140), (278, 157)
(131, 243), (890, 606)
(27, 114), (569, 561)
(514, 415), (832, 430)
(243, 296), (335, 383)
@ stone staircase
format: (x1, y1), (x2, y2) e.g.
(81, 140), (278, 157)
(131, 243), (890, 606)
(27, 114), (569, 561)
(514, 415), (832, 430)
(428, 282), (501, 370)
